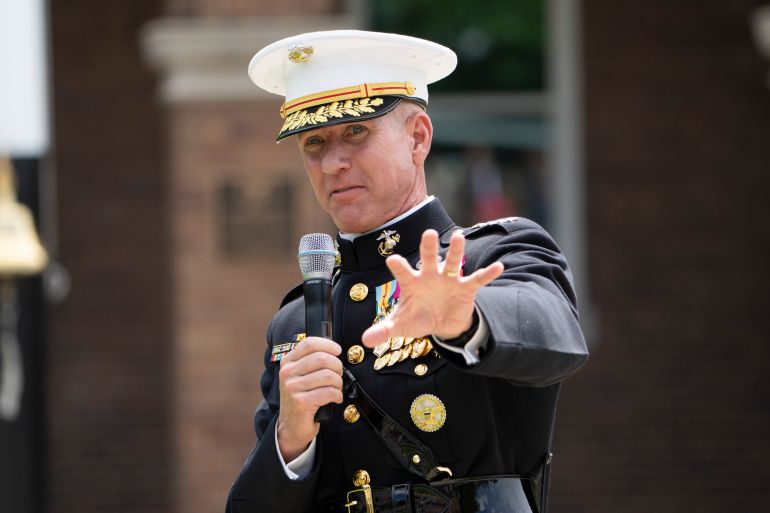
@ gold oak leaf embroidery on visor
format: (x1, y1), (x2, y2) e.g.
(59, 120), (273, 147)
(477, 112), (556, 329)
(280, 97), (385, 134)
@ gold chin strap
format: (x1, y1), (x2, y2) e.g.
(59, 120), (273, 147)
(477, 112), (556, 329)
(280, 81), (416, 118)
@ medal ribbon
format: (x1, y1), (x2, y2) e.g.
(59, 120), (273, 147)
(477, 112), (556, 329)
(269, 333), (306, 362)
(375, 279), (400, 320)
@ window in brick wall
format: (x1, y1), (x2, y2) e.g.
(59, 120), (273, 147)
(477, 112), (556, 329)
(217, 176), (296, 258)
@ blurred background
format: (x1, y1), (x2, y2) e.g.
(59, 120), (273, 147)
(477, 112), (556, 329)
(1, 0), (769, 512)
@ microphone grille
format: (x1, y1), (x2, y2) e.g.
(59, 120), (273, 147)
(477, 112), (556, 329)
(298, 233), (336, 279)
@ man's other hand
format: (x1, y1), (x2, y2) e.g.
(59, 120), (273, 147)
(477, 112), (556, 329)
(276, 337), (343, 462)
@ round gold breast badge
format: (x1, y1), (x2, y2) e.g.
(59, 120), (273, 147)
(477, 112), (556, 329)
(410, 394), (447, 432)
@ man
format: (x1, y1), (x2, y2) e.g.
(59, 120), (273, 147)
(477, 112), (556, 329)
(227, 30), (588, 513)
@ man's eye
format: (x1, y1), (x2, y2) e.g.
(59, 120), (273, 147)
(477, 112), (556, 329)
(304, 136), (323, 148)
(348, 125), (367, 136)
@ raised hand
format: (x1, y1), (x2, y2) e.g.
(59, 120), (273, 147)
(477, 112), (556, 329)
(361, 229), (503, 347)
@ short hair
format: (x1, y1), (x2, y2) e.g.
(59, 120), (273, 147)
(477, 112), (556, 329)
(388, 99), (428, 128)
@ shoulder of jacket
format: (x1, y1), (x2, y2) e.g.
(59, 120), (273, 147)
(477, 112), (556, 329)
(277, 269), (341, 309)
(279, 283), (304, 309)
(460, 217), (543, 238)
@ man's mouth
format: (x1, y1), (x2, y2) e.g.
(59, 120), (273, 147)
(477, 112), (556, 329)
(331, 186), (363, 198)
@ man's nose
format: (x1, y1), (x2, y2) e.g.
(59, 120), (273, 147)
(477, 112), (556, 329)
(320, 144), (352, 175)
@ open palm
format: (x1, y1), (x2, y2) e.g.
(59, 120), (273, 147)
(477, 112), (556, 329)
(361, 229), (504, 346)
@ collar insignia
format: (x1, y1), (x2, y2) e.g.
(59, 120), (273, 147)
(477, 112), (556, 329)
(377, 229), (400, 257)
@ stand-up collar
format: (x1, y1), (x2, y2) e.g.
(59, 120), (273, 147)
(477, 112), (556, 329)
(336, 199), (456, 272)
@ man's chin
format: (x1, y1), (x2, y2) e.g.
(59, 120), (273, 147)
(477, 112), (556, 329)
(332, 212), (378, 235)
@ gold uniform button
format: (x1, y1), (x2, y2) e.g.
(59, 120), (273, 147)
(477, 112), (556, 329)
(414, 363), (428, 376)
(349, 283), (368, 301)
(352, 469), (370, 487)
(347, 345), (365, 364)
(343, 404), (360, 424)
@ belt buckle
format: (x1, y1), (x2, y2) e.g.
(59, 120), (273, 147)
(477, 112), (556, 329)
(344, 484), (374, 513)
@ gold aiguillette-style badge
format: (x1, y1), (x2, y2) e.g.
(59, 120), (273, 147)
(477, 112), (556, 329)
(368, 280), (436, 372)
(373, 340), (391, 357)
(373, 353), (390, 371)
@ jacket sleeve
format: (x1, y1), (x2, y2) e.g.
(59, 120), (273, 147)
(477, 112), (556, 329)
(225, 316), (320, 513)
(435, 219), (588, 386)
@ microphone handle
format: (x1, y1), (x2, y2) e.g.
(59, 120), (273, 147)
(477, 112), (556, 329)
(304, 278), (333, 423)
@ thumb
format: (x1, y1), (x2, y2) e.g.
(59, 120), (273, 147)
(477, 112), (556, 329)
(361, 318), (395, 348)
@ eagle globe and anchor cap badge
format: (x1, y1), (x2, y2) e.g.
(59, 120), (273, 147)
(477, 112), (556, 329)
(247, 30), (457, 141)
(287, 44), (314, 63)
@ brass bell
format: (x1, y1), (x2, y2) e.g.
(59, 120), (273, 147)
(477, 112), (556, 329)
(0, 156), (48, 275)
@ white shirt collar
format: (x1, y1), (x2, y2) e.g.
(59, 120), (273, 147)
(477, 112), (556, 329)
(338, 196), (436, 241)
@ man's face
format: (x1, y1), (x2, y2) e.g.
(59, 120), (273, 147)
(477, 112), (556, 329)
(297, 107), (427, 233)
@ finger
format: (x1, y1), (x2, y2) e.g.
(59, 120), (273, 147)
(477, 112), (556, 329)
(361, 317), (396, 348)
(385, 255), (417, 287)
(293, 387), (344, 412)
(281, 336), (341, 364)
(284, 368), (343, 395)
(462, 261), (504, 289)
(442, 230), (465, 276)
(282, 350), (344, 377)
(418, 230), (440, 273)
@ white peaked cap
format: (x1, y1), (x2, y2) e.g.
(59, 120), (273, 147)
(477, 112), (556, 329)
(248, 30), (457, 140)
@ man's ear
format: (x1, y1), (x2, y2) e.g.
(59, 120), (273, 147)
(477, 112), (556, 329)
(409, 110), (433, 166)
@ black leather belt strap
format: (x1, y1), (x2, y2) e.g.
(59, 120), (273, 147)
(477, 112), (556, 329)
(391, 483), (411, 513)
(342, 369), (452, 482)
(321, 476), (535, 513)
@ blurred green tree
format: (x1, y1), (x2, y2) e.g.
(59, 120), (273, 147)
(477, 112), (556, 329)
(371, 0), (544, 91)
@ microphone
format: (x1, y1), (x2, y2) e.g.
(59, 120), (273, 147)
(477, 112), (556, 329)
(297, 233), (337, 423)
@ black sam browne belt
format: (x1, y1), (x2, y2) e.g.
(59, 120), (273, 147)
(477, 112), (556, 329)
(327, 369), (552, 513)
(320, 475), (535, 513)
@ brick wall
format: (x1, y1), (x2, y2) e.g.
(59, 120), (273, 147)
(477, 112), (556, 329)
(49, 1), (340, 512)
(550, 1), (770, 512)
(48, 1), (172, 512)
(165, 100), (334, 513)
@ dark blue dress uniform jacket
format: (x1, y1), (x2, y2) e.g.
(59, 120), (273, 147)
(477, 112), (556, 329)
(226, 199), (588, 513)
